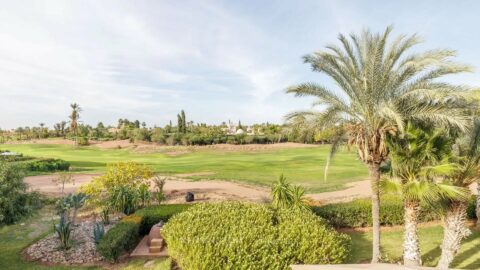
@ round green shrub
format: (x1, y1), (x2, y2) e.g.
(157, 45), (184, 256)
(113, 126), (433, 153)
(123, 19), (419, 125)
(162, 202), (351, 270)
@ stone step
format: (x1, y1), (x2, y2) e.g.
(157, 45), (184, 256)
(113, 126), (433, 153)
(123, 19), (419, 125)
(149, 246), (163, 253)
(150, 238), (164, 247)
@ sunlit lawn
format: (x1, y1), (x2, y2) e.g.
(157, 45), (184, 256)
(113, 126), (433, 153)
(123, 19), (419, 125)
(3, 144), (368, 193)
(348, 225), (480, 269)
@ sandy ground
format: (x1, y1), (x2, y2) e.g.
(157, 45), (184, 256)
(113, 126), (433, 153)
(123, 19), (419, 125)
(25, 173), (479, 205)
(24, 173), (373, 204)
(6, 138), (317, 152)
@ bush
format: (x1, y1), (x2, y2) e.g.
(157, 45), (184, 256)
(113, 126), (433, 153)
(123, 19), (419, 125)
(134, 204), (191, 235)
(467, 198), (477, 219)
(162, 202), (350, 270)
(20, 158), (70, 172)
(96, 204), (189, 261)
(97, 218), (140, 262)
(0, 161), (43, 225)
(312, 196), (476, 228)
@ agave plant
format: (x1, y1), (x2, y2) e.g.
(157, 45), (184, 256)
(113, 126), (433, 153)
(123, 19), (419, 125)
(68, 192), (87, 226)
(286, 26), (471, 262)
(93, 222), (105, 245)
(54, 214), (72, 250)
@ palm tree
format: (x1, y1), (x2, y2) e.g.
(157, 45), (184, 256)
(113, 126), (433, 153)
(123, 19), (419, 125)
(384, 123), (468, 266)
(286, 26), (471, 262)
(437, 119), (480, 269)
(69, 103), (81, 146)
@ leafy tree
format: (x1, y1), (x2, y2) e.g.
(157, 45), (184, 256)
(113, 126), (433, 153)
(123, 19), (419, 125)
(286, 26), (470, 262)
(384, 123), (468, 266)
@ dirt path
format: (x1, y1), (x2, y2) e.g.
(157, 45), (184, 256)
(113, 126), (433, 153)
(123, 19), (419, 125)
(24, 173), (371, 204)
(24, 173), (479, 204)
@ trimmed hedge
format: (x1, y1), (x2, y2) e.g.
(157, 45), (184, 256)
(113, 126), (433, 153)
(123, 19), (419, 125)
(134, 204), (191, 234)
(162, 202), (351, 270)
(313, 196), (477, 228)
(17, 158), (70, 172)
(97, 204), (190, 261)
(97, 217), (140, 262)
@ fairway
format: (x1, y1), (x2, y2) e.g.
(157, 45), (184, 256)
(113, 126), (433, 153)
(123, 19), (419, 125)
(3, 143), (367, 193)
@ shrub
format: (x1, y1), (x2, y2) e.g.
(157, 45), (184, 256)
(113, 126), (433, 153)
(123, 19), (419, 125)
(134, 204), (191, 235)
(97, 219), (140, 262)
(97, 204), (189, 261)
(312, 196), (475, 228)
(80, 162), (153, 210)
(0, 161), (42, 225)
(162, 202), (350, 270)
(20, 158), (70, 172)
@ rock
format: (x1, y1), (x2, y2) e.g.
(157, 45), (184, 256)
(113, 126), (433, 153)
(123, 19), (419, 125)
(185, 192), (194, 202)
(24, 220), (115, 265)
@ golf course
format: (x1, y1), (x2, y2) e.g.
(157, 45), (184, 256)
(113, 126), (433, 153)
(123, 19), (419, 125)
(3, 142), (368, 193)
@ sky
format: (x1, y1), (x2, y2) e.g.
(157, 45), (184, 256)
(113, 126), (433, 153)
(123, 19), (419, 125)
(1, 0), (480, 129)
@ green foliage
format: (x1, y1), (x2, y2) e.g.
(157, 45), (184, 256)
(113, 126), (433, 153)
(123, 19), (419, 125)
(313, 196), (477, 228)
(162, 202), (350, 270)
(19, 158), (70, 172)
(97, 218), (140, 262)
(54, 215), (72, 250)
(134, 204), (191, 235)
(93, 222), (105, 245)
(271, 174), (309, 210)
(100, 207), (110, 225)
(0, 161), (42, 225)
(81, 162), (153, 212)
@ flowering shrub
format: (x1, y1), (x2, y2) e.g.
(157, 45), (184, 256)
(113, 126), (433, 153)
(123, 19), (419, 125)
(162, 202), (351, 270)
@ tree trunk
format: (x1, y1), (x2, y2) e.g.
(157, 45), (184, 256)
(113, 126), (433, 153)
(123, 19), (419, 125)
(369, 163), (382, 263)
(438, 201), (471, 269)
(403, 200), (422, 267)
(477, 184), (480, 227)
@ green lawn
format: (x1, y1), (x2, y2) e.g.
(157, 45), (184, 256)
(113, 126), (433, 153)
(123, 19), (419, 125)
(349, 226), (480, 269)
(3, 144), (367, 193)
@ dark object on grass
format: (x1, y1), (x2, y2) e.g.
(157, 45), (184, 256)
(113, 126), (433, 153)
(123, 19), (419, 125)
(185, 192), (194, 202)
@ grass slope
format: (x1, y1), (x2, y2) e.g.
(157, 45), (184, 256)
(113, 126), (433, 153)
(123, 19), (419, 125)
(3, 144), (367, 193)
(349, 226), (480, 269)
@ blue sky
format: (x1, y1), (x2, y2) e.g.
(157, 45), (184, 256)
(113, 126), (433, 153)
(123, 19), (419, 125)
(1, 0), (479, 129)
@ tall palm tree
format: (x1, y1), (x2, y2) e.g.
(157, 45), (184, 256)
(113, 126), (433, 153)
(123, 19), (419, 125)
(69, 103), (81, 146)
(384, 123), (467, 266)
(437, 119), (480, 269)
(286, 26), (471, 263)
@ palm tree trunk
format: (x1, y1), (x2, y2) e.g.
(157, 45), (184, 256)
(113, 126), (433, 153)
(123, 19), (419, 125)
(404, 200), (422, 267)
(438, 201), (471, 269)
(369, 163), (382, 263)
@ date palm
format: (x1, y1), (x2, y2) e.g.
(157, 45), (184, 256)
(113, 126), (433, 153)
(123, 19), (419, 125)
(384, 123), (468, 267)
(437, 119), (480, 269)
(69, 103), (81, 146)
(287, 26), (471, 262)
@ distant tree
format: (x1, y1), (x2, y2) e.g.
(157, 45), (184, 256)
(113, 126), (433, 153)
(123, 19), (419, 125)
(69, 103), (81, 146)
(181, 110), (187, 133)
(134, 120), (140, 129)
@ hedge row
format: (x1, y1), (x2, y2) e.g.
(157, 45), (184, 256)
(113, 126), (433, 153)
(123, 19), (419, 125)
(97, 204), (190, 261)
(162, 202), (351, 270)
(16, 158), (70, 172)
(313, 196), (477, 228)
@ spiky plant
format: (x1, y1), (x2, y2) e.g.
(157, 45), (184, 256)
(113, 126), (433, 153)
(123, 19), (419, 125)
(286, 26), (471, 262)
(384, 123), (469, 266)
(271, 174), (308, 210)
(54, 214), (72, 250)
